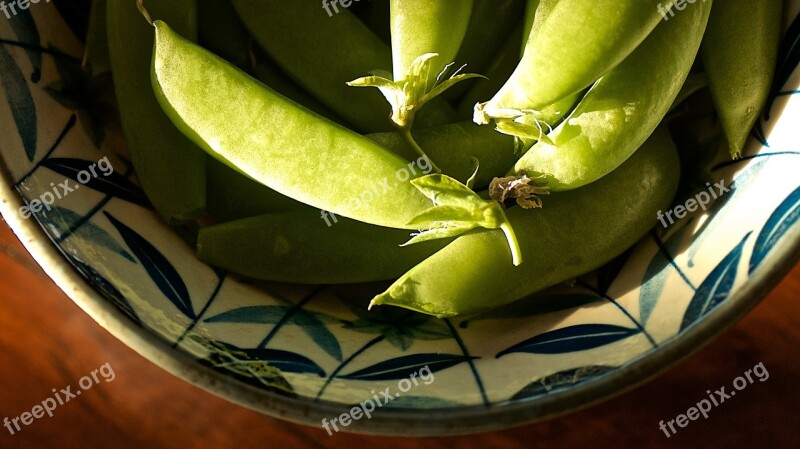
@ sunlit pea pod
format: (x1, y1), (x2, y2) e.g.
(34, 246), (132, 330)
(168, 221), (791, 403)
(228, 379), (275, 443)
(197, 210), (452, 284)
(107, 0), (206, 225)
(231, 0), (458, 133)
(150, 20), (443, 230)
(477, 0), (673, 119)
(371, 126), (681, 318)
(511, 0), (712, 191)
(700, 0), (782, 159)
(390, 0), (474, 86)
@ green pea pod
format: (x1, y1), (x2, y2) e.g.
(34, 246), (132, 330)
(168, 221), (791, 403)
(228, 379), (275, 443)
(367, 121), (517, 189)
(150, 20), (449, 230)
(231, 0), (457, 133)
(250, 46), (349, 127)
(371, 126), (680, 318)
(197, 210), (450, 284)
(107, 0), (206, 224)
(390, 0), (473, 85)
(512, 0), (712, 191)
(206, 160), (300, 222)
(477, 0), (672, 119)
(700, 0), (782, 159)
(83, 0), (110, 75)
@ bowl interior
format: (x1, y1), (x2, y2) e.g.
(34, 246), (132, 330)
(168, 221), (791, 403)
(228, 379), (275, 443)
(1, 1), (799, 435)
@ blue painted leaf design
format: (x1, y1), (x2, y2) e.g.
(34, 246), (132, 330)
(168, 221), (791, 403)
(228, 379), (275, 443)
(204, 306), (342, 362)
(339, 353), (476, 381)
(71, 258), (139, 324)
(104, 212), (195, 319)
(496, 324), (641, 358)
(39, 158), (148, 206)
(749, 186), (800, 274)
(37, 206), (133, 261)
(510, 366), (615, 401)
(8, 9), (42, 82)
(681, 232), (752, 331)
(751, 120), (768, 147)
(639, 226), (691, 326)
(381, 396), (463, 409)
(0, 44), (37, 161)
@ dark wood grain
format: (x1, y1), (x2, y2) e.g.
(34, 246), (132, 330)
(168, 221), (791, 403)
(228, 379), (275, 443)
(0, 220), (797, 448)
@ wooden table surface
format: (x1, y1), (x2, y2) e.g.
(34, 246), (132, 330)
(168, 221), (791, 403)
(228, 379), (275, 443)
(0, 219), (797, 449)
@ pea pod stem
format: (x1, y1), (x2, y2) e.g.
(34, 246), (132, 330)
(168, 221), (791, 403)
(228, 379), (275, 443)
(400, 128), (441, 173)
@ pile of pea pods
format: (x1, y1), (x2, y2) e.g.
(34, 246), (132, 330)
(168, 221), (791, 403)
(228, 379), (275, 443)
(97, 0), (780, 318)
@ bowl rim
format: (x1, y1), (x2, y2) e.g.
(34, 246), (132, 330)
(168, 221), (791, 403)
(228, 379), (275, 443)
(2, 158), (799, 436)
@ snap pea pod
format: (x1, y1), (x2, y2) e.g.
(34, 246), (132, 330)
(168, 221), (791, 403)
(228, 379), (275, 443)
(250, 45), (349, 127)
(231, 0), (457, 133)
(367, 121), (517, 189)
(441, 0), (525, 103)
(197, 210), (451, 284)
(700, 0), (782, 158)
(371, 126), (680, 317)
(390, 0), (473, 85)
(150, 21), (433, 229)
(206, 160), (300, 222)
(512, 0), (712, 191)
(107, 0), (206, 224)
(478, 0), (671, 118)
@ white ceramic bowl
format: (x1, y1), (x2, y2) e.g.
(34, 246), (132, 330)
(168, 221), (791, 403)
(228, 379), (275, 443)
(1, 1), (799, 435)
